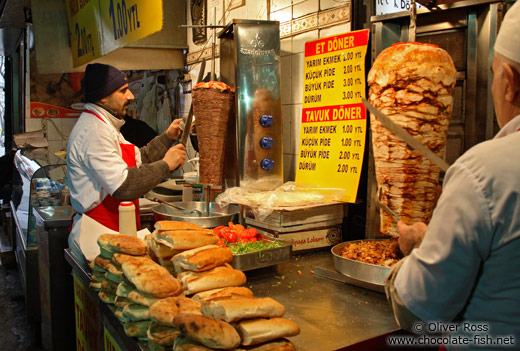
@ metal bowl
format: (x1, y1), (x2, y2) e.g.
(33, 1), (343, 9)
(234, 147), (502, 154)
(331, 240), (393, 289)
(152, 201), (239, 228)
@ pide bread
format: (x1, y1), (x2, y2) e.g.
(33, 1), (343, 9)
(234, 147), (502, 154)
(152, 230), (219, 250)
(172, 245), (233, 273)
(97, 234), (147, 256)
(149, 238), (182, 258)
(114, 306), (129, 323)
(150, 297), (202, 327)
(114, 296), (131, 308)
(123, 303), (150, 321)
(177, 264), (247, 295)
(237, 338), (296, 351)
(147, 321), (180, 346)
(192, 287), (254, 302)
(201, 297), (285, 323)
(116, 281), (134, 298)
(236, 318), (300, 346)
(101, 279), (118, 294)
(93, 255), (111, 270)
(127, 289), (162, 307)
(98, 290), (116, 304)
(122, 256), (183, 298)
(174, 313), (241, 350)
(173, 335), (214, 351)
(123, 320), (151, 337)
(155, 220), (204, 231)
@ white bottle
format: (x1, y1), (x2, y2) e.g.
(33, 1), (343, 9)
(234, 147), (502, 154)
(182, 184), (193, 203)
(119, 201), (137, 236)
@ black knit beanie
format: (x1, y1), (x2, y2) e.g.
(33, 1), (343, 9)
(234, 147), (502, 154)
(82, 63), (128, 103)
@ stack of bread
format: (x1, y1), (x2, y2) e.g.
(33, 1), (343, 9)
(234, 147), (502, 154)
(147, 220), (220, 274)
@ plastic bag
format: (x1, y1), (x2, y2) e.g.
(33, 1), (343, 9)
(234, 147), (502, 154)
(215, 181), (345, 221)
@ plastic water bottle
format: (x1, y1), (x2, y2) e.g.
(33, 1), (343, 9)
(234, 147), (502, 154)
(182, 184), (193, 203)
(119, 201), (137, 236)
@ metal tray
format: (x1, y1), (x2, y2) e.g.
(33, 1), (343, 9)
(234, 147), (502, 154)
(152, 202), (239, 228)
(331, 240), (394, 291)
(231, 237), (292, 271)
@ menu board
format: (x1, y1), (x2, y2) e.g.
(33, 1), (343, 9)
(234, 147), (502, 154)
(295, 29), (369, 203)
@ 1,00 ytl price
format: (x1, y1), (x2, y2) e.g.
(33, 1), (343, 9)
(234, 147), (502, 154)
(109, 0), (141, 41)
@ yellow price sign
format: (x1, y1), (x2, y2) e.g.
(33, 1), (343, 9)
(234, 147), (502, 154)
(296, 29), (369, 203)
(66, 0), (163, 67)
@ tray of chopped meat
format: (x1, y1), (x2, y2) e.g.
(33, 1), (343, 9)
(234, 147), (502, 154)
(331, 239), (402, 289)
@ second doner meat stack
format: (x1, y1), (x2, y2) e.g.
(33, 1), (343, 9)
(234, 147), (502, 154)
(192, 81), (235, 187)
(367, 42), (456, 236)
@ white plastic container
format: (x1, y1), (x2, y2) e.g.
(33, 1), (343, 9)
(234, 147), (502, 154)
(119, 201), (137, 236)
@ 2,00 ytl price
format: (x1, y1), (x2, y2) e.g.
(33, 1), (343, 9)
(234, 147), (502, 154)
(75, 23), (94, 58)
(108, 0), (141, 41)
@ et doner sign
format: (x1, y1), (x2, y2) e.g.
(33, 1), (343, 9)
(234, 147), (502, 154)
(65, 0), (163, 67)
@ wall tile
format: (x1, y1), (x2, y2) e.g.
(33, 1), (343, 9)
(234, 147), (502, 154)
(270, 0), (291, 12)
(281, 55), (292, 105)
(45, 118), (64, 142)
(320, 0), (349, 11)
(319, 22), (351, 38)
(291, 53), (304, 104)
(282, 104), (291, 156)
(61, 118), (78, 138)
(292, 29), (318, 53)
(290, 103), (302, 154)
(25, 118), (42, 132)
(280, 37), (292, 56)
(270, 7), (292, 23)
(293, 0), (319, 19)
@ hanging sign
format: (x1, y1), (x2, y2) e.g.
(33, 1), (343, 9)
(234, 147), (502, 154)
(65, 0), (163, 68)
(295, 29), (369, 203)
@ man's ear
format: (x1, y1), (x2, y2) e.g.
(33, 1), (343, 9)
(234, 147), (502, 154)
(502, 62), (520, 102)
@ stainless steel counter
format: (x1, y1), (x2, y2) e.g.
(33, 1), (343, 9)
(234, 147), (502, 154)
(244, 250), (399, 351)
(65, 248), (399, 351)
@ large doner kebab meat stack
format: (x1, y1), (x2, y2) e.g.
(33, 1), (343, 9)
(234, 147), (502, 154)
(192, 81), (235, 186)
(367, 43), (457, 236)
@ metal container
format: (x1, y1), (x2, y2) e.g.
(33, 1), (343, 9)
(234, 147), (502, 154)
(331, 240), (392, 290)
(231, 237), (292, 271)
(152, 202), (239, 228)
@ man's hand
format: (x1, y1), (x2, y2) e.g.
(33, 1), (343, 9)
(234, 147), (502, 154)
(398, 221), (428, 256)
(166, 118), (182, 140)
(162, 144), (186, 171)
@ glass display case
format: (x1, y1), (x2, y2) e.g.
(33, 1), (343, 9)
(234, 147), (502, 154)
(12, 148), (69, 248)
(10, 147), (69, 326)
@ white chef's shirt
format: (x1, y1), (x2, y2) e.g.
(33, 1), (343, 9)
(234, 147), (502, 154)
(394, 114), (520, 348)
(66, 104), (142, 259)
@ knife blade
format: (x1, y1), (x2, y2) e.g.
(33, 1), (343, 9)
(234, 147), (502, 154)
(362, 99), (450, 172)
(180, 106), (193, 146)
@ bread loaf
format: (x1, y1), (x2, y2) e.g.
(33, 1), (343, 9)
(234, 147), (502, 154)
(97, 234), (147, 256)
(236, 318), (300, 346)
(150, 296), (202, 327)
(236, 338), (296, 351)
(172, 245), (233, 272)
(152, 230), (218, 250)
(174, 313), (241, 349)
(192, 287), (254, 302)
(147, 321), (180, 346)
(155, 220), (204, 231)
(177, 264), (247, 295)
(122, 256), (183, 298)
(122, 303), (150, 321)
(201, 297), (285, 323)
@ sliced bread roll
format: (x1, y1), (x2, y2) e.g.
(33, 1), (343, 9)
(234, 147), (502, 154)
(173, 313), (241, 350)
(97, 234), (147, 256)
(150, 297), (202, 327)
(98, 290), (116, 304)
(149, 237), (183, 258)
(173, 335), (214, 351)
(237, 338), (296, 351)
(236, 318), (300, 346)
(192, 287), (254, 302)
(123, 303), (150, 321)
(172, 245), (233, 273)
(122, 255), (183, 298)
(201, 297), (285, 323)
(123, 320), (151, 337)
(155, 220), (204, 231)
(152, 230), (218, 250)
(147, 321), (180, 346)
(177, 264), (247, 295)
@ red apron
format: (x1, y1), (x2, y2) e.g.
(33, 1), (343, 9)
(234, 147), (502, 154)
(84, 110), (141, 232)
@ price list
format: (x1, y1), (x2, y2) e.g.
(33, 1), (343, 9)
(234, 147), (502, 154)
(295, 29), (369, 203)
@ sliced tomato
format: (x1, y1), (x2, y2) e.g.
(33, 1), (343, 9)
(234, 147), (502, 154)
(216, 238), (227, 247)
(222, 230), (238, 243)
(246, 227), (258, 238)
